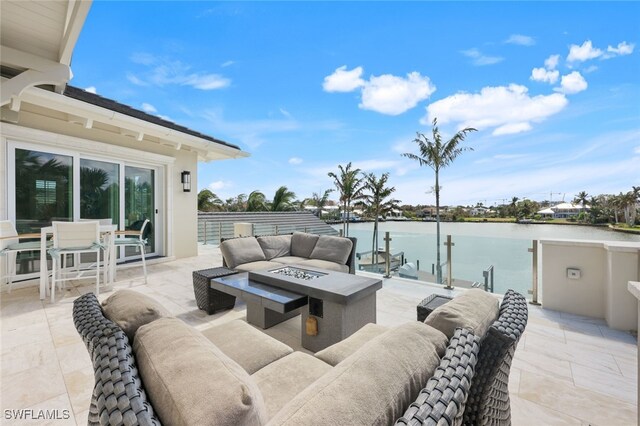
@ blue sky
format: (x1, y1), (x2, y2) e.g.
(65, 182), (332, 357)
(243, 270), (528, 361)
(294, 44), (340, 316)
(71, 2), (639, 206)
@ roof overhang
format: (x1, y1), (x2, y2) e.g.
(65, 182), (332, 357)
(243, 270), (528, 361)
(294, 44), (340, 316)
(12, 85), (249, 161)
(1, 1), (92, 106)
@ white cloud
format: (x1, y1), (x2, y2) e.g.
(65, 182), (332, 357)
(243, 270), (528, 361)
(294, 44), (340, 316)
(583, 65), (598, 73)
(607, 41), (635, 56)
(158, 114), (172, 122)
(360, 72), (436, 115)
(505, 34), (535, 46)
(128, 54), (231, 91)
(288, 157), (303, 165)
(567, 40), (603, 62)
(141, 103), (157, 114)
(531, 67), (559, 84)
(208, 180), (232, 191)
(322, 66), (365, 92)
(557, 71), (588, 94)
(544, 54), (560, 70)
(84, 86), (97, 94)
(634, 146), (640, 155)
(279, 108), (292, 118)
(221, 60), (235, 67)
(461, 48), (504, 66)
(424, 84), (568, 136)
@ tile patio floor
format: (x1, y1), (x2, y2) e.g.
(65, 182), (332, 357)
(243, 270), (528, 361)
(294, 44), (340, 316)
(1, 245), (637, 425)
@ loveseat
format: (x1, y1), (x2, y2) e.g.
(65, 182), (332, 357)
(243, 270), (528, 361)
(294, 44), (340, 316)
(73, 288), (527, 426)
(220, 231), (357, 274)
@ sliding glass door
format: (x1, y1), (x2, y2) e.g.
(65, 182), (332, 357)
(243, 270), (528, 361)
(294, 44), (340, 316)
(124, 166), (155, 256)
(80, 159), (120, 226)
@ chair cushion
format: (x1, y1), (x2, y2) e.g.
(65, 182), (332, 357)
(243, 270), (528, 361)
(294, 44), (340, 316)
(101, 290), (170, 342)
(315, 323), (389, 366)
(424, 288), (500, 340)
(252, 352), (332, 419)
(309, 235), (353, 265)
(270, 256), (310, 265)
(257, 235), (292, 260)
(290, 232), (320, 258)
(220, 237), (267, 269)
(235, 260), (284, 272)
(295, 259), (349, 273)
(134, 318), (268, 426)
(268, 322), (448, 426)
(201, 320), (293, 374)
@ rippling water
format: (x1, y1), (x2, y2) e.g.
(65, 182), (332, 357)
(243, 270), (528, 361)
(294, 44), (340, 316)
(338, 221), (640, 295)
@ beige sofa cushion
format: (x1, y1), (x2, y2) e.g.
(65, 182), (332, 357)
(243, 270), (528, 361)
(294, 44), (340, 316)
(134, 318), (268, 426)
(201, 320), (293, 374)
(270, 256), (310, 265)
(235, 260), (283, 272)
(268, 322), (447, 426)
(220, 237), (266, 269)
(309, 235), (353, 265)
(290, 232), (319, 258)
(424, 288), (500, 339)
(257, 235), (292, 260)
(101, 289), (170, 342)
(296, 259), (349, 273)
(315, 323), (388, 366)
(252, 352), (332, 419)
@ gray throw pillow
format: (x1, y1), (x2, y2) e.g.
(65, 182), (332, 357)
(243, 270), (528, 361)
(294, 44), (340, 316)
(220, 237), (266, 269)
(290, 232), (320, 258)
(257, 235), (292, 260)
(309, 235), (353, 265)
(424, 288), (500, 339)
(102, 289), (170, 342)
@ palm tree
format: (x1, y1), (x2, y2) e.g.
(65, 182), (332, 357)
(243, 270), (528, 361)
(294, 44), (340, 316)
(402, 118), (476, 284)
(328, 162), (365, 236)
(246, 190), (268, 211)
(361, 172), (399, 265)
(573, 191), (589, 220)
(197, 189), (224, 212)
(509, 197), (519, 218)
(621, 190), (638, 226)
(270, 186), (297, 211)
(304, 189), (333, 217)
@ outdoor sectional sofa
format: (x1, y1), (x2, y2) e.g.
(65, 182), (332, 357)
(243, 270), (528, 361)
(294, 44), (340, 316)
(73, 288), (527, 426)
(220, 231), (357, 274)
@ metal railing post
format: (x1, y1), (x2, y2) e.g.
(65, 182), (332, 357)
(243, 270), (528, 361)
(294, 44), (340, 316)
(483, 265), (494, 293)
(275, 225), (279, 235)
(339, 229), (344, 237)
(204, 221), (208, 245)
(384, 232), (392, 278)
(529, 240), (541, 305)
(218, 222), (222, 244)
(444, 235), (454, 290)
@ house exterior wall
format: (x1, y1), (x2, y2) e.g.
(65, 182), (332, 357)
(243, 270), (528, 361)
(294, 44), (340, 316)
(541, 239), (640, 331)
(1, 101), (200, 260)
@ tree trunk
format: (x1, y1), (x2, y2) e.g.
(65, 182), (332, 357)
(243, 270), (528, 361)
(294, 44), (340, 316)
(342, 201), (347, 235)
(435, 169), (442, 284)
(372, 217), (377, 266)
(346, 201), (350, 236)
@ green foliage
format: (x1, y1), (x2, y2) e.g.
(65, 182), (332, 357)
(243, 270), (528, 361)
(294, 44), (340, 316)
(197, 189), (224, 212)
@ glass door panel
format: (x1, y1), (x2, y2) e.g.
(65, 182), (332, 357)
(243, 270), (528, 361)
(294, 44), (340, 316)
(124, 166), (155, 257)
(80, 159), (120, 226)
(15, 148), (73, 233)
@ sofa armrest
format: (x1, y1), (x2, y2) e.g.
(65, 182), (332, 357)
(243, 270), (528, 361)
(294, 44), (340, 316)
(395, 328), (480, 426)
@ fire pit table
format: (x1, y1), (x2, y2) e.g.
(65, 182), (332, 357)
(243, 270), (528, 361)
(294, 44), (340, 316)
(211, 265), (382, 352)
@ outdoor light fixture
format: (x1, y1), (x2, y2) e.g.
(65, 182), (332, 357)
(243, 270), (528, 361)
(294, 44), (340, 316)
(181, 171), (191, 192)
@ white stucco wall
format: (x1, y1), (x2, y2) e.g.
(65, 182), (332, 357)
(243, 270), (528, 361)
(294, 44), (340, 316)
(2, 102), (202, 259)
(541, 239), (640, 331)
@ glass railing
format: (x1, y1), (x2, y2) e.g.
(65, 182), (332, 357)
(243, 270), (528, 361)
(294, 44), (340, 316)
(197, 221), (335, 246)
(346, 228), (537, 299)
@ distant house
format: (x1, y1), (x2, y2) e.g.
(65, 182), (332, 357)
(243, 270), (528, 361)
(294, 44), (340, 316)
(537, 203), (589, 219)
(1, 1), (248, 285)
(470, 206), (490, 216)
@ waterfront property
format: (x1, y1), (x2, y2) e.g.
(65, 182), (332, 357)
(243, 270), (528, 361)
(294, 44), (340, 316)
(1, 0), (248, 290)
(537, 202), (589, 219)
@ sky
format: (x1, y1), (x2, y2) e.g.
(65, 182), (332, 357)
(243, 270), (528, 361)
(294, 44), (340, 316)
(71, 2), (640, 207)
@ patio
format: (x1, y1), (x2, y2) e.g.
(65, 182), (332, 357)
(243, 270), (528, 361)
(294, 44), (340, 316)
(1, 244), (637, 425)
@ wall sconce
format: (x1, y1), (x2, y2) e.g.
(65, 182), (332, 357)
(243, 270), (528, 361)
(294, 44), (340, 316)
(181, 171), (191, 192)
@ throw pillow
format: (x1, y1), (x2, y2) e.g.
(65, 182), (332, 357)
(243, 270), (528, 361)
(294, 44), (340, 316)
(101, 289), (170, 342)
(309, 235), (353, 265)
(257, 235), (292, 260)
(220, 237), (267, 269)
(290, 232), (320, 258)
(424, 288), (500, 340)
